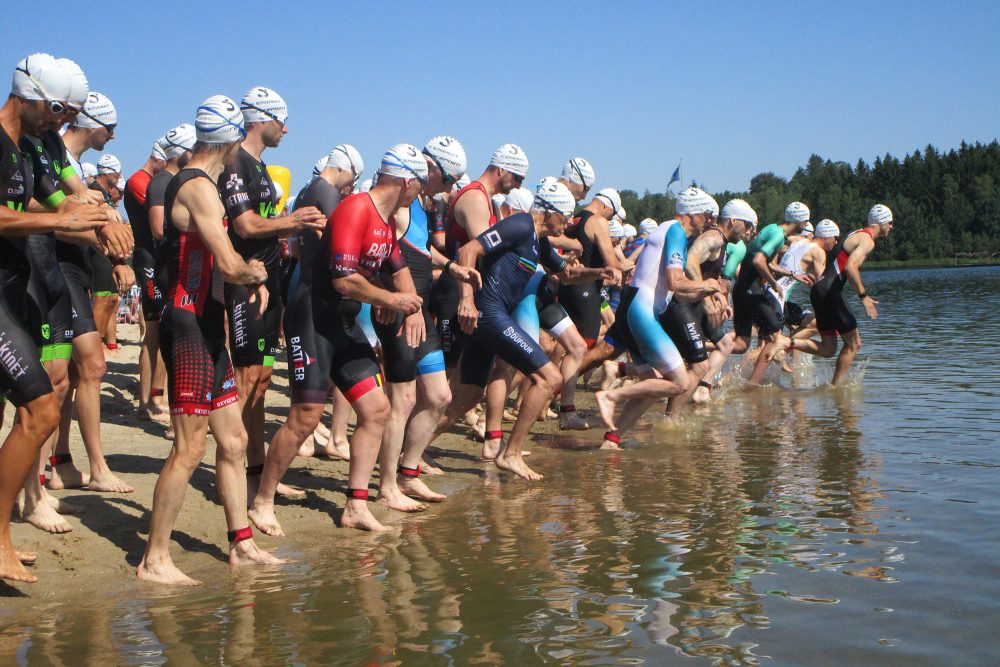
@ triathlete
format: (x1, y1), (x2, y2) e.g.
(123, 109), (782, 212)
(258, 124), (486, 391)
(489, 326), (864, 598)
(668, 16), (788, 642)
(90, 153), (126, 349)
(137, 95), (284, 586)
(435, 180), (614, 480)
(595, 188), (722, 448)
(1, 53), (107, 582)
(219, 87), (324, 501)
(248, 144), (427, 534)
(782, 206), (893, 385)
(130, 124), (196, 424)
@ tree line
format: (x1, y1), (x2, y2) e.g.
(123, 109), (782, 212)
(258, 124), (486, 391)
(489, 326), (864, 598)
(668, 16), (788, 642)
(620, 140), (1000, 261)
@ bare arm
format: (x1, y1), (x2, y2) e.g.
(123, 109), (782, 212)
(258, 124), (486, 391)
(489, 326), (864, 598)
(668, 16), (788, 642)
(149, 205), (165, 241)
(180, 179), (263, 285)
(843, 234), (878, 318)
(590, 217), (624, 281)
(666, 267), (721, 303)
(557, 263), (614, 285)
(686, 232), (724, 282)
(454, 191), (492, 240)
(230, 206), (325, 240)
(753, 252), (781, 292)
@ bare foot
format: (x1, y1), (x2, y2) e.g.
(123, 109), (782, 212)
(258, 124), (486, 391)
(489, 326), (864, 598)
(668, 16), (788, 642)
(600, 438), (622, 450)
(595, 390), (618, 431)
(502, 409), (518, 422)
(419, 456), (444, 475)
(767, 334), (791, 362)
(600, 359), (621, 391)
(398, 476), (447, 502)
(247, 503), (285, 537)
(163, 425), (174, 440)
(462, 410), (485, 440)
(136, 555), (201, 586)
(339, 499), (392, 532)
(495, 453), (544, 481)
(313, 421), (331, 442)
(46, 465), (89, 490)
(229, 538), (287, 566)
(376, 487), (428, 513)
(481, 436), (502, 461)
(276, 483), (306, 500)
(692, 385), (712, 404)
(87, 470), (135, 493)
(46, 494), (82, 515)
(16, 550), (37, 565)
(0, 545), (38, 584)
(21, 495), (73, 533)
(145, 407), (171, 425)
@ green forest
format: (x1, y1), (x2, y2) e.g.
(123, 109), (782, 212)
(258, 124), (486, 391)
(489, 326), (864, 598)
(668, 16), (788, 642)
(620, 141), (1000, 263)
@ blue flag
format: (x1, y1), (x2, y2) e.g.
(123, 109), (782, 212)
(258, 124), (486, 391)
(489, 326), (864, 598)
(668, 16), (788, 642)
(667, 164), (681, 188)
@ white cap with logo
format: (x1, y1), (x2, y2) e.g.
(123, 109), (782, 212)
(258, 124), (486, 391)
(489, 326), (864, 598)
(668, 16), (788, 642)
(241, 86), (288, 124)
(490, 143), (529, 177)
(96, 153), (121, 175)
(196, 95), (246, 143)
(868, 203), (893, 225)
(379, 143), (428, 182)
(533, 179), (576, 217)
(784, 201), (810, 223)
(814, 219), (840, 238)
(561, 157), (596, 189)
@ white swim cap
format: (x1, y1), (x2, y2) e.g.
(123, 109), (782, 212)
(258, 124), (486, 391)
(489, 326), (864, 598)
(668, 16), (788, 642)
(241, 86), (288, 124)
(639, 219), (658, 235)
(721, 199), (758, 227)
(328, 144), (364, 177)
(624, 224), (638, 238)
(533, 179), (576, 217)
(116, 176), (126, 191)
(803, 221), (815, 235)
(609, 221), (625, 238)
(359, 178), (373, 193)
(12, 53), (73, 102)
(490, 143), (529, 177)
(814, 219), (840, 238)
(196, 95), (246, 143)
(312, 155), (329, 177)
(273, 180), (284, 202)
(73, 92), (117, 129)
(453, 173), (470, 191)
(561, 157), (596, 190)
(81, 162), (98, 180)
(706, 195), (720, 218)
(151, 137), (167, 161)
(379, 143), (428, 182)
(594, 188), (621, 216)
(55, 58), (88, 109)
(491, 193), (505, 210)
(424, 135), (467, 180)
(675, 186), (713, 215)
(504, 187), (534, 213)
(868, 203), (893, 225)
(784, 201), (810, 223)
(614, 207), (627, 224)
(96, 153), (121, 175)
(162, 123), (196, 159)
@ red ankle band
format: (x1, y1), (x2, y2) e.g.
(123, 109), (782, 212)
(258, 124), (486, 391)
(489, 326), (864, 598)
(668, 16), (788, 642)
(39, 474), (47, 486)
(604, 431), (621, 444)
(618, 361), (627, 376)
(49, 454), (73, 466)
(227, 526), (253, 543)
(399, 465), (420, 478)
(486, 430), (503, 441)
(151, 388), (163, 397)
(245, 464), (264, 476)
(105, 343), (119, 350)
(559, 404), (575, 413)
(347, 488), (369, 500)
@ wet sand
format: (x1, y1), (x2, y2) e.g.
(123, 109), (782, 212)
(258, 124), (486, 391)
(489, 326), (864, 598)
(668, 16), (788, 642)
(3, 323), (576, 599)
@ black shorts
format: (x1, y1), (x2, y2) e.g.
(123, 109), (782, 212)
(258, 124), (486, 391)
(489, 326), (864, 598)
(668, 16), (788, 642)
(559, 281), (602, 345)
(225, 268), (281, 368)
(26, 239), (73, 360)
(430, 271), (464, 367)
(285, 288), (384, 405)
(783, 300), (814, 329)
(0, 275), (55, 406)
(375, 302), (445, 384)
(459, 307), (550, 388)
(58, 260), (97, 338)
(160, 301), (238, 416)
(133, 247), (165, 321)
(658, 300), (712, 364)
(810, 289), (857, 336)
(733, 283), (783, 338)
(91, 252), (116, 296)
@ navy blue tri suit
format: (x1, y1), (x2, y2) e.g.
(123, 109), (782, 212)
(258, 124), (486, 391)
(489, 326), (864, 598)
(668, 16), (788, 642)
(375, 196), (446, 383)
(459, 213), (566, 387)
(0, 127), (55, 406)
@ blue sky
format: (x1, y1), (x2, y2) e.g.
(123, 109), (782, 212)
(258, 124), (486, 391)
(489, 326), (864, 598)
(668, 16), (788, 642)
(8, 1), (1000, 195)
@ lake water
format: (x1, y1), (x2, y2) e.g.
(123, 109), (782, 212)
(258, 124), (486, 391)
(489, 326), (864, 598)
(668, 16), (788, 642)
(2, 266), (998, 665)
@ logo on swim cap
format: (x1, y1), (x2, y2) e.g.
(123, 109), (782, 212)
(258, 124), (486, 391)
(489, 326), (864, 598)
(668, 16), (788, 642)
(533, 179), (575, 217)
(561, 157), (596, 189)
(594, 188), (621, 216)
(639, 219), (658, 235)
(96, 153), (121, 175)
(73, 91), (117, 129)
(784, 201), (810, 223)
(424, 135), (467, 180)
(675, 187), (713, 216)
(868, 203), (893, 225)
(721, 199), (758, 227)
(490, 143), (529, 177)
(196, 95), (246, 144)
(379, 143), (428, 182)
(814, 219), (840, 238)
(241, 86), (288, 124)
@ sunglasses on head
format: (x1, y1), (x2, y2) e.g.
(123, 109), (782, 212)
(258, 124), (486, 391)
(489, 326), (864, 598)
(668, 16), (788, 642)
(242, 102), (285, 128)
(422, 149), (459, 186)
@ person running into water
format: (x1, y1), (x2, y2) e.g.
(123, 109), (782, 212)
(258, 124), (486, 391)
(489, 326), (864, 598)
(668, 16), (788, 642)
(137, 96), (285, 586)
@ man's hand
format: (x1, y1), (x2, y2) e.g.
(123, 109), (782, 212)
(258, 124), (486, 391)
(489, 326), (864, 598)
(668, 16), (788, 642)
(112, 264), (135, 294)
(862, 294), (879, 320)
(247, 258), (268, 284)
(373, 305), (395, 325)
(59, 205), (108, 232)
(97, 222), (134, 260)
(290, 206), (326, 232)
(389, 292), (422, 316)
(458, 296), (479, 334)
(401, 311), (426, 348)
(248, 283), (269, 318)
(793, 272), (815, 286)
(450, 263), (482, 290)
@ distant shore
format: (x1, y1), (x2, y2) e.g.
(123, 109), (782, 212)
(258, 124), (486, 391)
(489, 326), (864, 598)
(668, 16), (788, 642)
(866, 257), (999, 270)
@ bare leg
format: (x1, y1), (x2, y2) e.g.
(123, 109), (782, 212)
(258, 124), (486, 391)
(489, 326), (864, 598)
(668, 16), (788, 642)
(300, 388), (350, 459)
(340, 389), (393, 531)
(375, 381), (427, 512)
(495, 362), (560, 481)
(397, 371), (450, 502)
(831, 329), (861, 386)
(1, 394), (60, 584)
(93, 295), (119, 347)
(482, 361), (515, 460)
(665, 360), (708, 422)
(694, 333), (735, 403)
(596, 366), (688, 431)
(249, 403), (325, 537)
